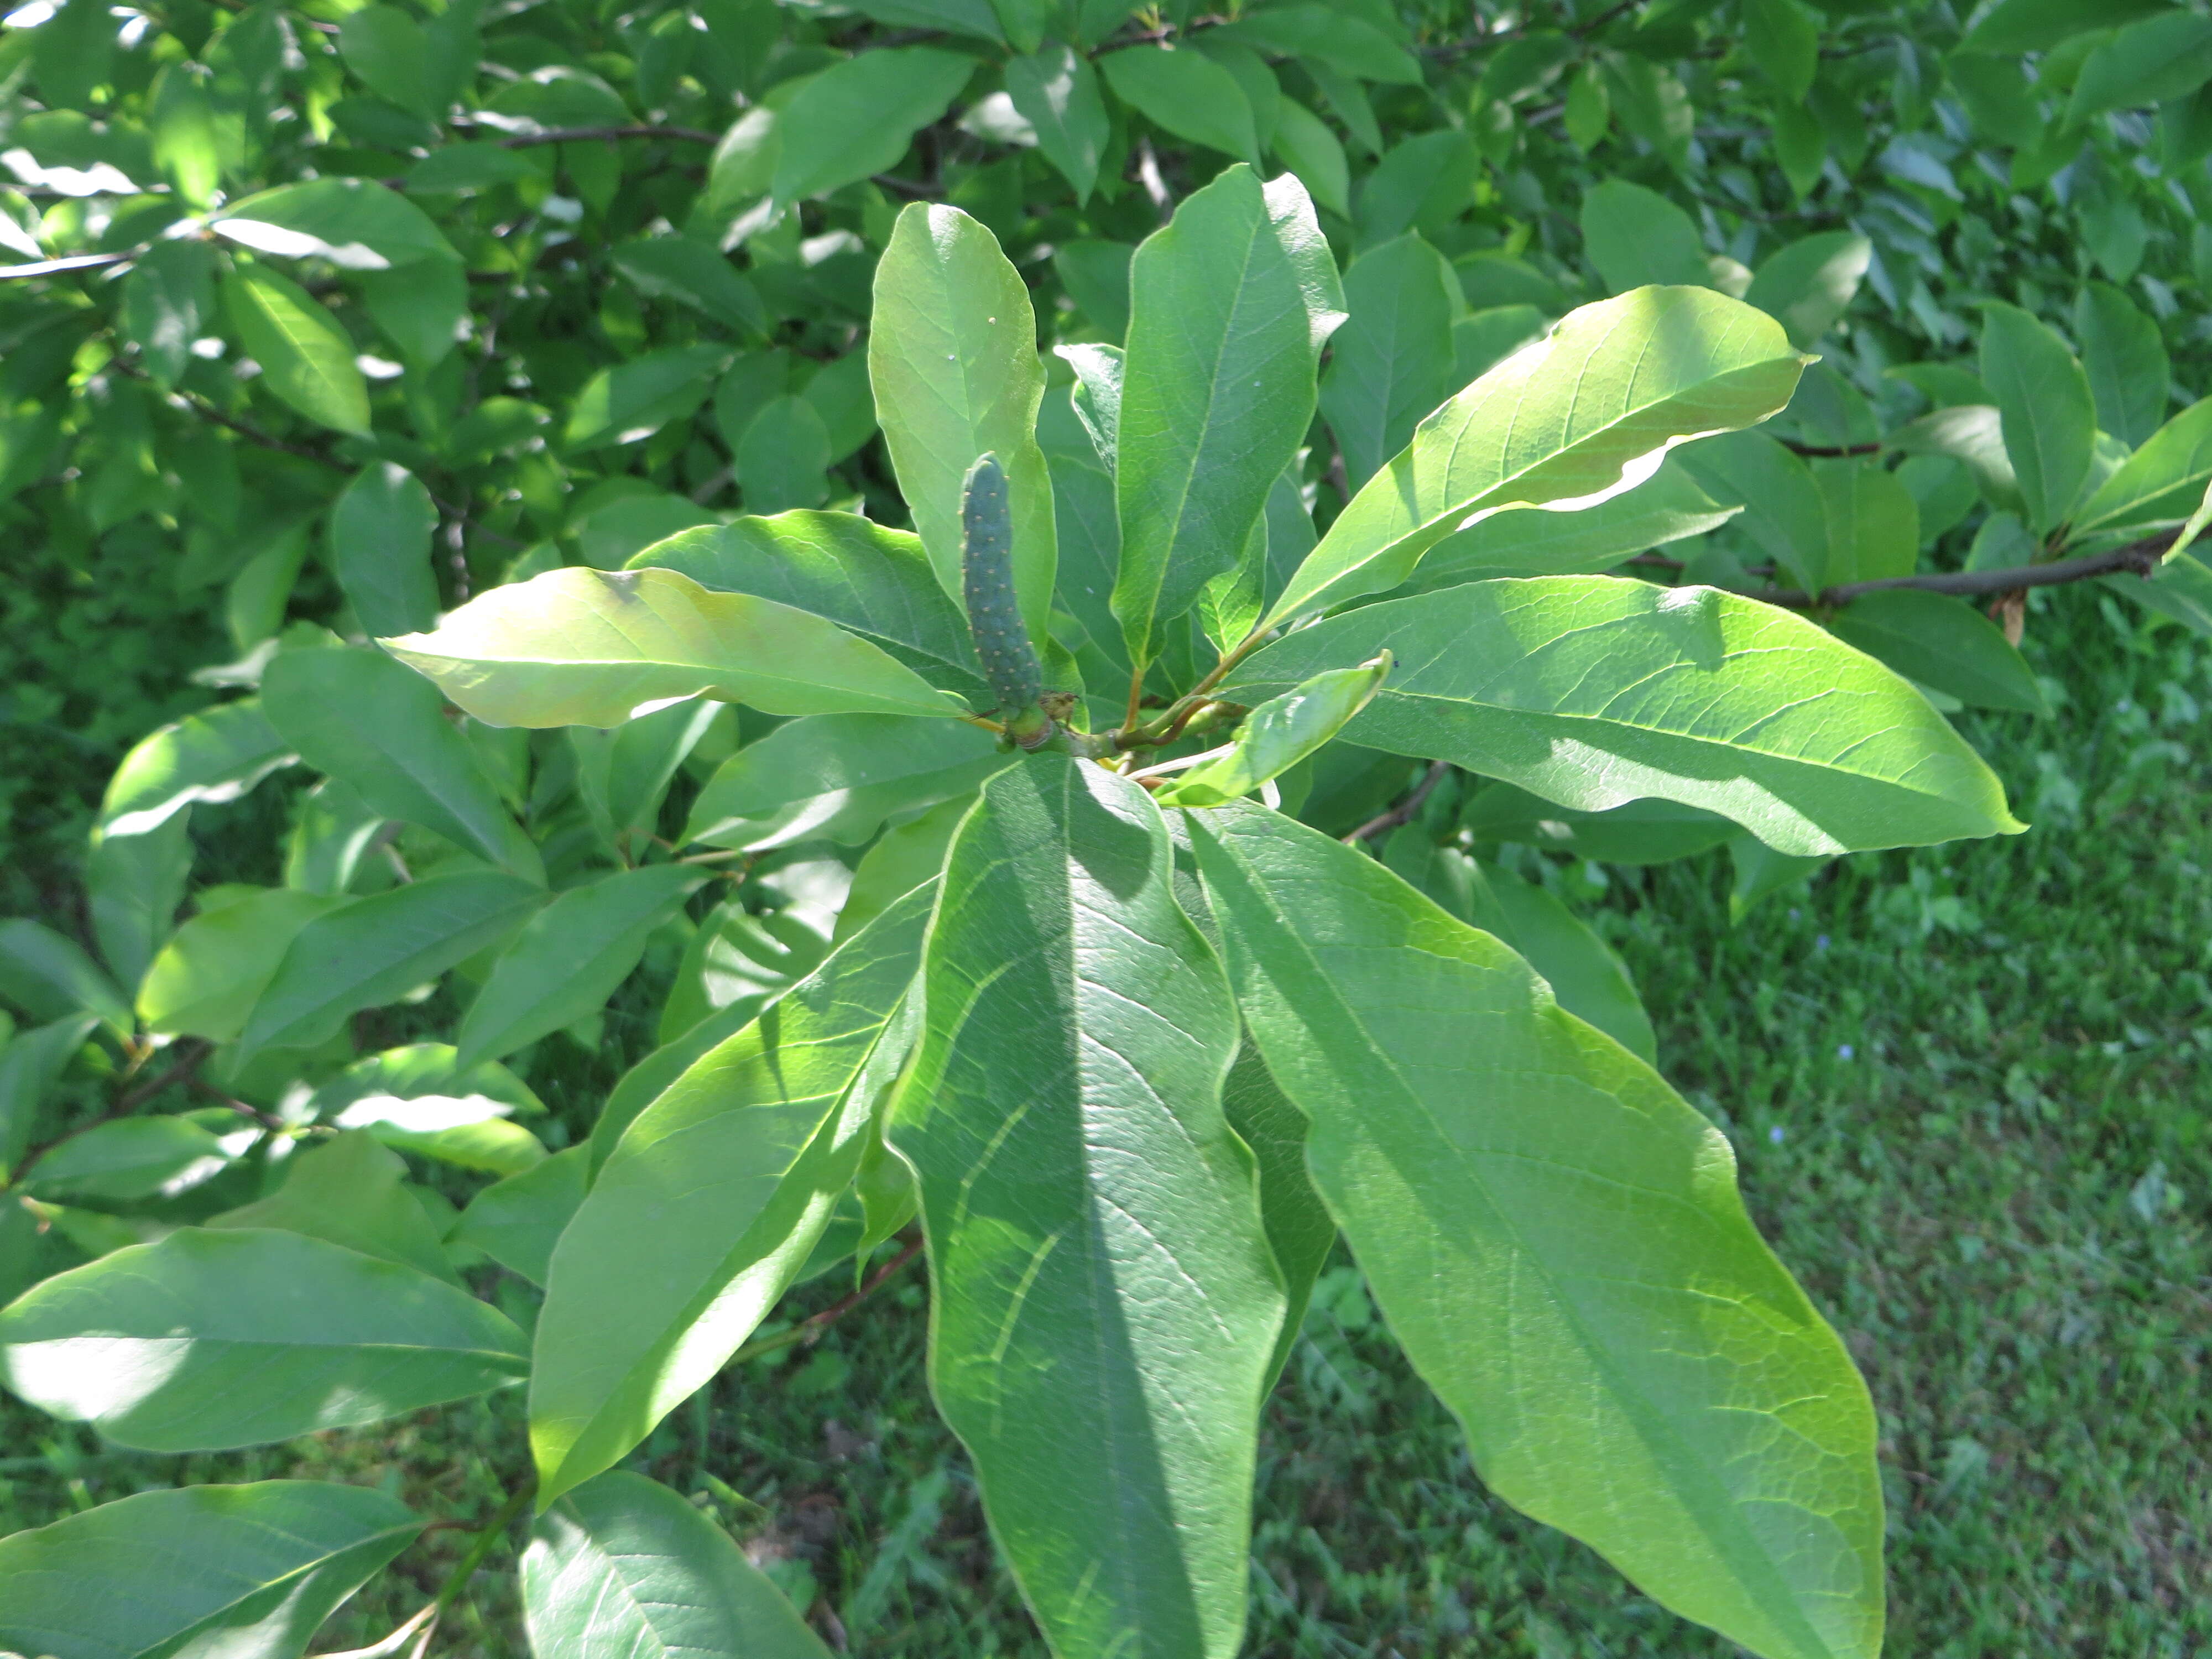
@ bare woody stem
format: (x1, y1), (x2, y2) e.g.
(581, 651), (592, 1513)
(1750, 535), (2167, 610)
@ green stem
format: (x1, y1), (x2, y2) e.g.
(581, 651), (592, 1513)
(431, 1483), (533, 1616)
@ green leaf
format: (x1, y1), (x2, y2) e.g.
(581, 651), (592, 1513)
(613, 237), (767, 336)
(2074, 281), (2168, 450)
(326, 1093), (546, 1176)
(1357, 129), (1480, 249)
(1101, 45), (1261, 163)
(771, 48), (975, 202)
(565, 345), (726, 451)
(1005, 45), (1108, 202)
(890, 756), (1282, 1659)
(0, 920), (131, 1035)
(1155, 653), (1391, 807)
(99, 700), (293, 839)
(1580, 180), (1709, 292)
(210, 1129), (461, 1284)
(0, 1228), (528, 1451)
(571, 698), (722, 854)
(383, 565), (965, 727)
(330, 462), (440, 641)
(869, 203), (1058, 644)
(832, 792), (971, 945)
(1884, 404), (2022, 517)
(262, 645), (543, 881)
(1115, 165), (1344, 665)
(1960, 0), (2166, 53)
(238, 868), (544, 1060)
(1319, 232), (1460, 489)
(686, 713), (1005, 850)
(1385, 834), (1655, 1062)
(1266, 288), (1809, 628)
(215, 177), (457, 270)
(121, 237), (214, 389)
(2069, 10), (2212, 122)
(1220, 1042), (1336, 1389)
(0, 1481), (420, 1659)
(340, 4), (437, 117)
(22, 1115), (231, 1203)
(137, 888), (347, 1041)
(1825, 589), (2049, 716)
(1187, 803), (1885, 1659)
(523, 1471), (831, 1657)
(633, 514), (990, 705)
(1222, 578), (2024, 855)
(1744, 232), (1872, 349)
(222, 265), (371, 436)
(529, 884), (935, 1504)
(1209, 4), (1424, 84)
(1815, 459), (1918, 589)
(455, 865), (703, 1070)
(451, 1144), (588, 1287)
(86, 808), (194, 993)
(1270, 97), (1352, 218)
(1980, 301), (2095, 535)
(1742, 0), (1818, 100)
(361, 254), (467, 369)
(2074, 397), (2212, 538)
(734, 394), (831, 513)
(0, 1017), (97, 1179)
(1412, 456), (1740, 587)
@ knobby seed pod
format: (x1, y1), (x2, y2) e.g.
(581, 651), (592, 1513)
(960, 452), (1050, 747)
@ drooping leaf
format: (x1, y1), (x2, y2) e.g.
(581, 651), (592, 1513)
(1825, 589), (2050, 714)
(771, 48), (976, 202)
(1744, 232), (1872, 348)
(238, 868), (544, 1060)
(0, 1016), (98, 1178)
(451, 1144), (588, 1287)
(1742, 0), (1819, 100)
(1114, 165), (1344, 665)
(222, 265), (372, 436)
(685, 714), (1005, 850)
(0, 1481), (421, 1659)
(2074, 281), (2169, 450)
(121, 238), (215, 388)
(210, 1129), (461, 1284)
(632, 514), (992, 705)
(564, 346), (726, 451)
(20, 1114), (232, 1204)
(1411, 456), (1740, 587)
(1266, 288), (1809, 627)
(522, 1470), (831, 1658)
(86, 808), (194, 993)
(869, 203), (1058, 643)
(97, 698), (293, 838)
(571, 697), (722, 855)
(1188, 802), (1885, 1659)
(454, 865), (703, 1070)
(1222, 578), (2023, 854)
(1005, 45), (1108, 201)
(1319, 232), (1460, 489)
(2068, 9), (2212, 122)
(529, 884), (934, 1504)
(136, 888), (348, 1040)
(1270, 97), (1351, 217)
(1100, 45), (1261, 164)
(330, 462), (440, 640)
(215, 176), (457, 269)
(1220, 1042), (1336, 1390)
(0, 920), (131, 1035)
(1580, 180), (1710, 292)
(0, 1228), (528, 1451)
(383, 566), (966, 726)
(613, 236), (768, 336)
(262, 645), (544, 880)
(890, 757), (1282, 1659)
(1210, 4), (1423, 84)
(1980, 301), (2095, 535)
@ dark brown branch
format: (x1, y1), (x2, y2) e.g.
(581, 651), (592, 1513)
(110, 1042), (210, 1115)
(1750, 537), (2167, 610)
(111, 358), (347, 469)
(1345, 760), (1449, 845)
(1781, 440), (1884, 457)
(726, 1234), (924, 1368)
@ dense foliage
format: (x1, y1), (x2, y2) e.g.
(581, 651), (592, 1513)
(1, 0), (2209, 1654)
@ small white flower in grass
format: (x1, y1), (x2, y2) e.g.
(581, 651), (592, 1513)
(1837, 1043), (1854, 1060)
(1768, 1126), (1785, 1145)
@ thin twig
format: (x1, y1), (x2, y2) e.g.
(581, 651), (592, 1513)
(727, 1235), (924, 1368)
(1344, 760), (1449, 845)
(1750, 537), (2166, 610)
(111, 358), (347, 469)
(1782, 439), (1884, 458)
(109, 1041), (210, 1114)
(453, 122), (719, 148)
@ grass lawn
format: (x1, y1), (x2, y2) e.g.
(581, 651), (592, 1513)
(3, 587), (2206, 1656)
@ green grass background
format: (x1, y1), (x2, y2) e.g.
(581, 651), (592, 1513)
(2, 583), (2206, 1656)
